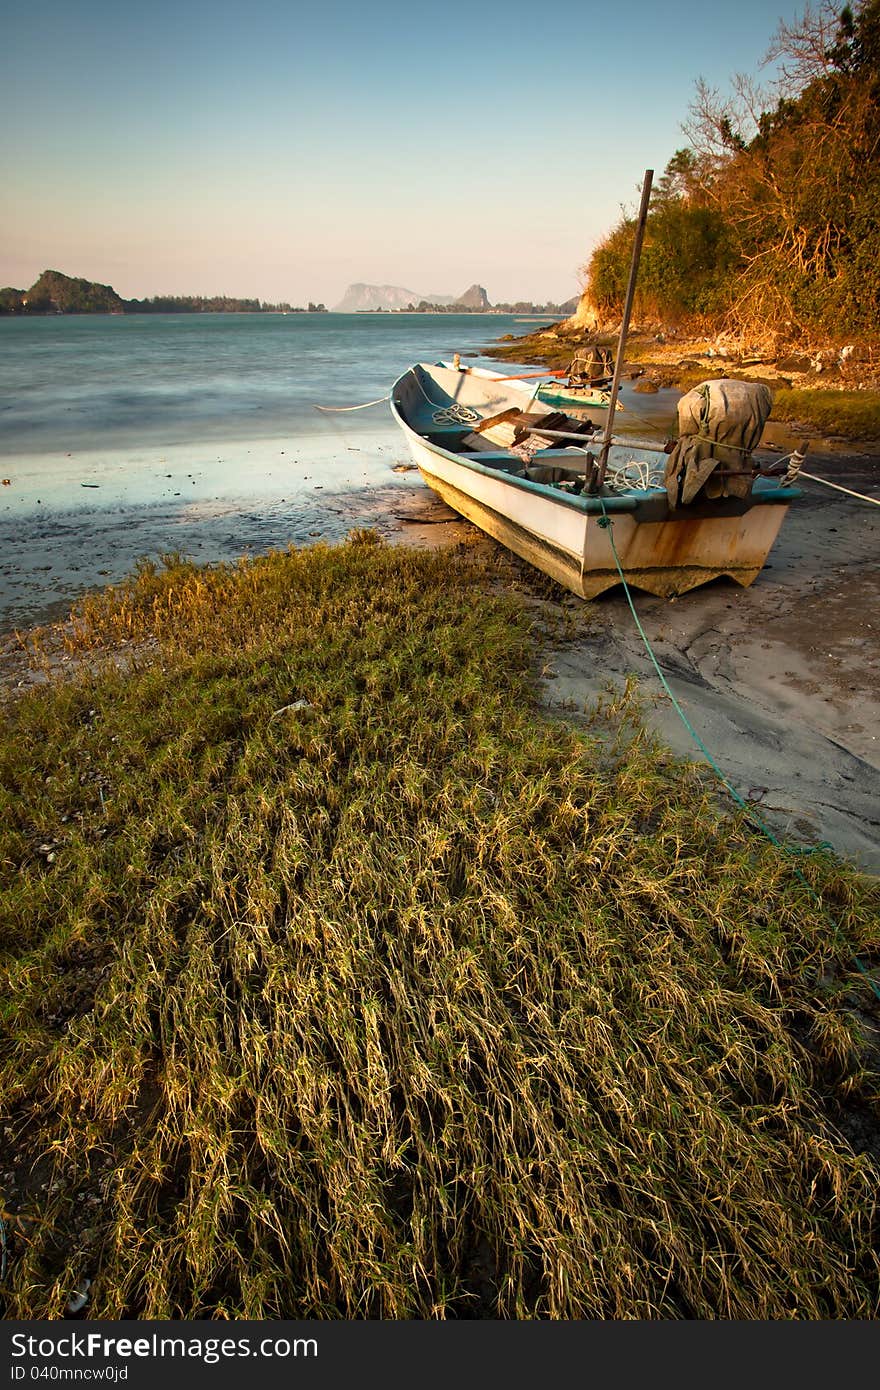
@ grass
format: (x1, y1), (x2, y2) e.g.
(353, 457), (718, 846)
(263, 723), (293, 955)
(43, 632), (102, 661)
(1, 537), (879, 1318)
(770, 389), (880, 440)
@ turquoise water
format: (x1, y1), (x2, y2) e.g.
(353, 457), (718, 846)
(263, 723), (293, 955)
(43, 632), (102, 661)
(0, 313), (538, 627)
(0, 312), (547, 502)
(0, 312), (675, 631)
(1, 312), (551, 455)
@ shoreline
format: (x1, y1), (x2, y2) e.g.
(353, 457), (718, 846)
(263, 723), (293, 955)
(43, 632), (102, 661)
(3, 331), (878, 873)
(4, 446), (878, 874)
(0, 467), (423, 637)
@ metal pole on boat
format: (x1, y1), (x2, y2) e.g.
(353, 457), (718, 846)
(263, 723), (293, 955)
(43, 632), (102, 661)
(589, 168), (653, 494)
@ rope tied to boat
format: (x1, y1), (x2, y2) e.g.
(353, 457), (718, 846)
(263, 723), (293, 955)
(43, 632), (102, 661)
(412, 370), (481, 425)
(595, 495), (880, 1006)
(314, 395), (391, 412)
(800, 468), (880, 505)
(762, 449), (880, 504)
(781, 447), (805, 485)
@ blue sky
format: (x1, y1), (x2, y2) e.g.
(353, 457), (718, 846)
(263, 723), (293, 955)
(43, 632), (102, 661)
(2, 0), (805, 305)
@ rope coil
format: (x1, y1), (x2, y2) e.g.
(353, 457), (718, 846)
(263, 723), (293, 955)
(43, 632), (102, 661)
(430, 404), (481, 425)
(605, 459), (665, 492)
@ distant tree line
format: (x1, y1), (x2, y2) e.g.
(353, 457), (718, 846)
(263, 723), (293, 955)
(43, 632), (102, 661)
(587, 0), (880, 344)
(0, 270), (327, 315)
(124, 296), (327, 313)
(493, 300), (578, 315)
(400, 299), (575, 314)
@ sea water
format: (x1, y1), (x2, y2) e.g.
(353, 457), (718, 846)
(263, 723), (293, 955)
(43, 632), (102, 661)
(0, 312), (676, 630)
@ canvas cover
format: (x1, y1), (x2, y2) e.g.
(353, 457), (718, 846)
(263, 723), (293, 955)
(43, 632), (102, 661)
(665, 379), (773, 508)
(569, 346), (613, 386)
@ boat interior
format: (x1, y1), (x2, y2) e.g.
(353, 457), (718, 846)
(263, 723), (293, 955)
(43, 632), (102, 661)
(394, 363), (599, 492)
(392, 362), (803, 521)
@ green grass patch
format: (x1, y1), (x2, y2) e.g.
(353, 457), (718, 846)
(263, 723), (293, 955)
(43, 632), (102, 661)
(1, 538), (878, 1318)
(771, 389), (880, 439)
(489, 331), (592, 373)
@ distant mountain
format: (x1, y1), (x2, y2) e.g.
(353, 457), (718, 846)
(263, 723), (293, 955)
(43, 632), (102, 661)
(333, 282), (571, 314)
(333, 283), (477, 312)
(456, 284), (489, 310)
(333, 283), (435, 312)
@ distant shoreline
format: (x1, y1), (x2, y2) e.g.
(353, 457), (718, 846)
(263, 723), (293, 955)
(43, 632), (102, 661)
(1, 270), (575, 319)
(0, 308), (567, 320)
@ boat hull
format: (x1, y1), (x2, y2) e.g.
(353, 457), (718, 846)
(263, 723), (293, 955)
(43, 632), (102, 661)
(576, 505), (789, 598)
(415, 453), (587, 594)
(417, 454), (790, 599)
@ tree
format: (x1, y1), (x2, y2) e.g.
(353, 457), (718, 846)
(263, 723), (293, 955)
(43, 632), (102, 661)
(601, 0), (880, 341)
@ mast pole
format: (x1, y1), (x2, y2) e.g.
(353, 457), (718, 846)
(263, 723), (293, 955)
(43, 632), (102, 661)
(589, 168), (653, 494)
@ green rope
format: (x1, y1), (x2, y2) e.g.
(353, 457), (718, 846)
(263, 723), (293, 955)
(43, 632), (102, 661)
(596, 498), (880, 1004)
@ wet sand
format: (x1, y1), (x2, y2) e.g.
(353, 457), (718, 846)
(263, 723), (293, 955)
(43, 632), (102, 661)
(0, 472), (422, 635)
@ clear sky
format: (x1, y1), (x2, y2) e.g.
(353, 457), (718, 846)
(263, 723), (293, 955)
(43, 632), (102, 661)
(2, 0), (804, 307)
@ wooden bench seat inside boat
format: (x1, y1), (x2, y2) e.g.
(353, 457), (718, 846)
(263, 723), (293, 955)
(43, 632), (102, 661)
(462, 407), (596, 451)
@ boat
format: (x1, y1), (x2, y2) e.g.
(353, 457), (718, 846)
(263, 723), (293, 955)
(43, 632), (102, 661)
(535, 345), (618, 412)
(441, 361), (615, 415)
(391, 168), (801, 600)
(389, 361), (802, 600)
(534, 380), (615, 411)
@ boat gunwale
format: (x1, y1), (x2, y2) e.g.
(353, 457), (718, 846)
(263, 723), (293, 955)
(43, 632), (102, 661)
(390, 367), (802, 517)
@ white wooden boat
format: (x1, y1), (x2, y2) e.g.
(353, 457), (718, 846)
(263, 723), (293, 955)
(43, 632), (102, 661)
(390, 362), (801, 600)
(440, 361), (615, 417)
(535, 346), (617, 412)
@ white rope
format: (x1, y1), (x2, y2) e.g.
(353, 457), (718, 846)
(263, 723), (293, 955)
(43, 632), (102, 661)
(781, 448), (805, 485)
(314, 395), (390, 413)
(430, 403), (481, 425)
(412, 371), (480, 424)
(799, 469), (880, 506)
(605, 458), (665, 492)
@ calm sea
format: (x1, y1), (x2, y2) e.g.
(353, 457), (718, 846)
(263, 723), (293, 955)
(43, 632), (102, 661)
(0, 312), (674, 631)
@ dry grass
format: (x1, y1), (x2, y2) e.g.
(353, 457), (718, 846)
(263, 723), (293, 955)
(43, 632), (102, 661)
(1, 538), (878, 1318)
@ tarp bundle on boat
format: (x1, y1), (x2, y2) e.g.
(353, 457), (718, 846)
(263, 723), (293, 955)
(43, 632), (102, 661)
(568, 345), (613, 387)
(665, 379), (773, 508)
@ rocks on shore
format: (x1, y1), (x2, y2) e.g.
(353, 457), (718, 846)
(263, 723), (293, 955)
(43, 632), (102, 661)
(492, 314), (880, 404)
